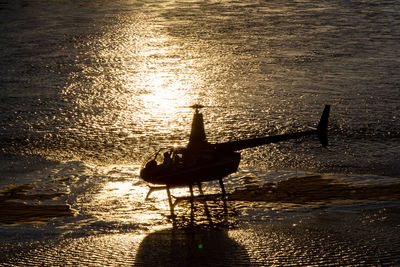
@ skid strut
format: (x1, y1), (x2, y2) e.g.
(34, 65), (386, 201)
(144, 179), (229, 217)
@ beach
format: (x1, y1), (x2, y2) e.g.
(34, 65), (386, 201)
(1, 172), (400, 266)
(1, 201), (400, 266)
(1, 0), (400, 265)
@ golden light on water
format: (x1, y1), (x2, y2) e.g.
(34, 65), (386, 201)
(62, 13), (209, 151)
(60, 13), (218, 224)
(121, 20), (205, 126)
(103, 181), (135, 196)
(87, 177), (202, 225)
(90, 179), (161, 224)
(138, 71), (194, 119)
(132, 36), (205, 129)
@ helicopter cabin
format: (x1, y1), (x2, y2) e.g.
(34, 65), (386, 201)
(143, 147), (184, 170)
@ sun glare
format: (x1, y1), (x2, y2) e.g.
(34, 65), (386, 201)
(118, 22), (204, 129)
(104, 181), (135, 196)
(139, 71), (191, 116)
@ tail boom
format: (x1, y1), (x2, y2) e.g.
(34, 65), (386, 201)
(214, 105), (330, 152)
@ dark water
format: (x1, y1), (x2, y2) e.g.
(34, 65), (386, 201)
(1, 0), (400, 265)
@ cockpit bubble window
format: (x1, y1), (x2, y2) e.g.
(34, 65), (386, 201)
(153, 148), (168, 165)
(171, 151), (183, 163)
(142, 147), (186, 169)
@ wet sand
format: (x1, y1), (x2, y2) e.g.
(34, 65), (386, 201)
(136, 207), (400, 266)
(1, 206), (399, 266)
(1, 175), (400, 265)
(0, 184), (75, 225)
(230, 175), (400, 203)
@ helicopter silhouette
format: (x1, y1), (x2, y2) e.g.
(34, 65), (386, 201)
(140, 104), (330, 216)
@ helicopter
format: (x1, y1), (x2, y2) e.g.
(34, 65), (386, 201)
(140, 104), (330, 216)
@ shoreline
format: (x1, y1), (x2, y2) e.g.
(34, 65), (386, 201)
(1, 175), (400, 225)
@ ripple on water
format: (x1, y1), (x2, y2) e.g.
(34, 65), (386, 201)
(1, 206), (399, 266)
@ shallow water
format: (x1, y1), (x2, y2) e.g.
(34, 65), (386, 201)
(1, 0), (400, 265)
(2, 207), (400, 266)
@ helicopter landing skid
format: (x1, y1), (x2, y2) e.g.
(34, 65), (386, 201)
(144, 181), (228, 218)
(173, 193), (229, 206)
(144, 185), (187, 201)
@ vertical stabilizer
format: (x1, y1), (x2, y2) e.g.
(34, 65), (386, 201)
(317, 105), (330, 147)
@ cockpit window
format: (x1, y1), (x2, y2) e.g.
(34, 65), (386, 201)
(172, 151), (182, 160)
(154, 148), (172, 165)
(142, 147), (186, 170)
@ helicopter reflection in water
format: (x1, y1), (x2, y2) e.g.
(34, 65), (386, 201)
(140, 104), (330, 217)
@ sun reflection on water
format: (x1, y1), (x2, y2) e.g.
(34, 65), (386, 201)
(103, 181), (136, 196)
(90, 179), (163, 224)
(60, 11), (209, 164)
(82, 162), (200, 225)
(138, 72), (194, 120)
